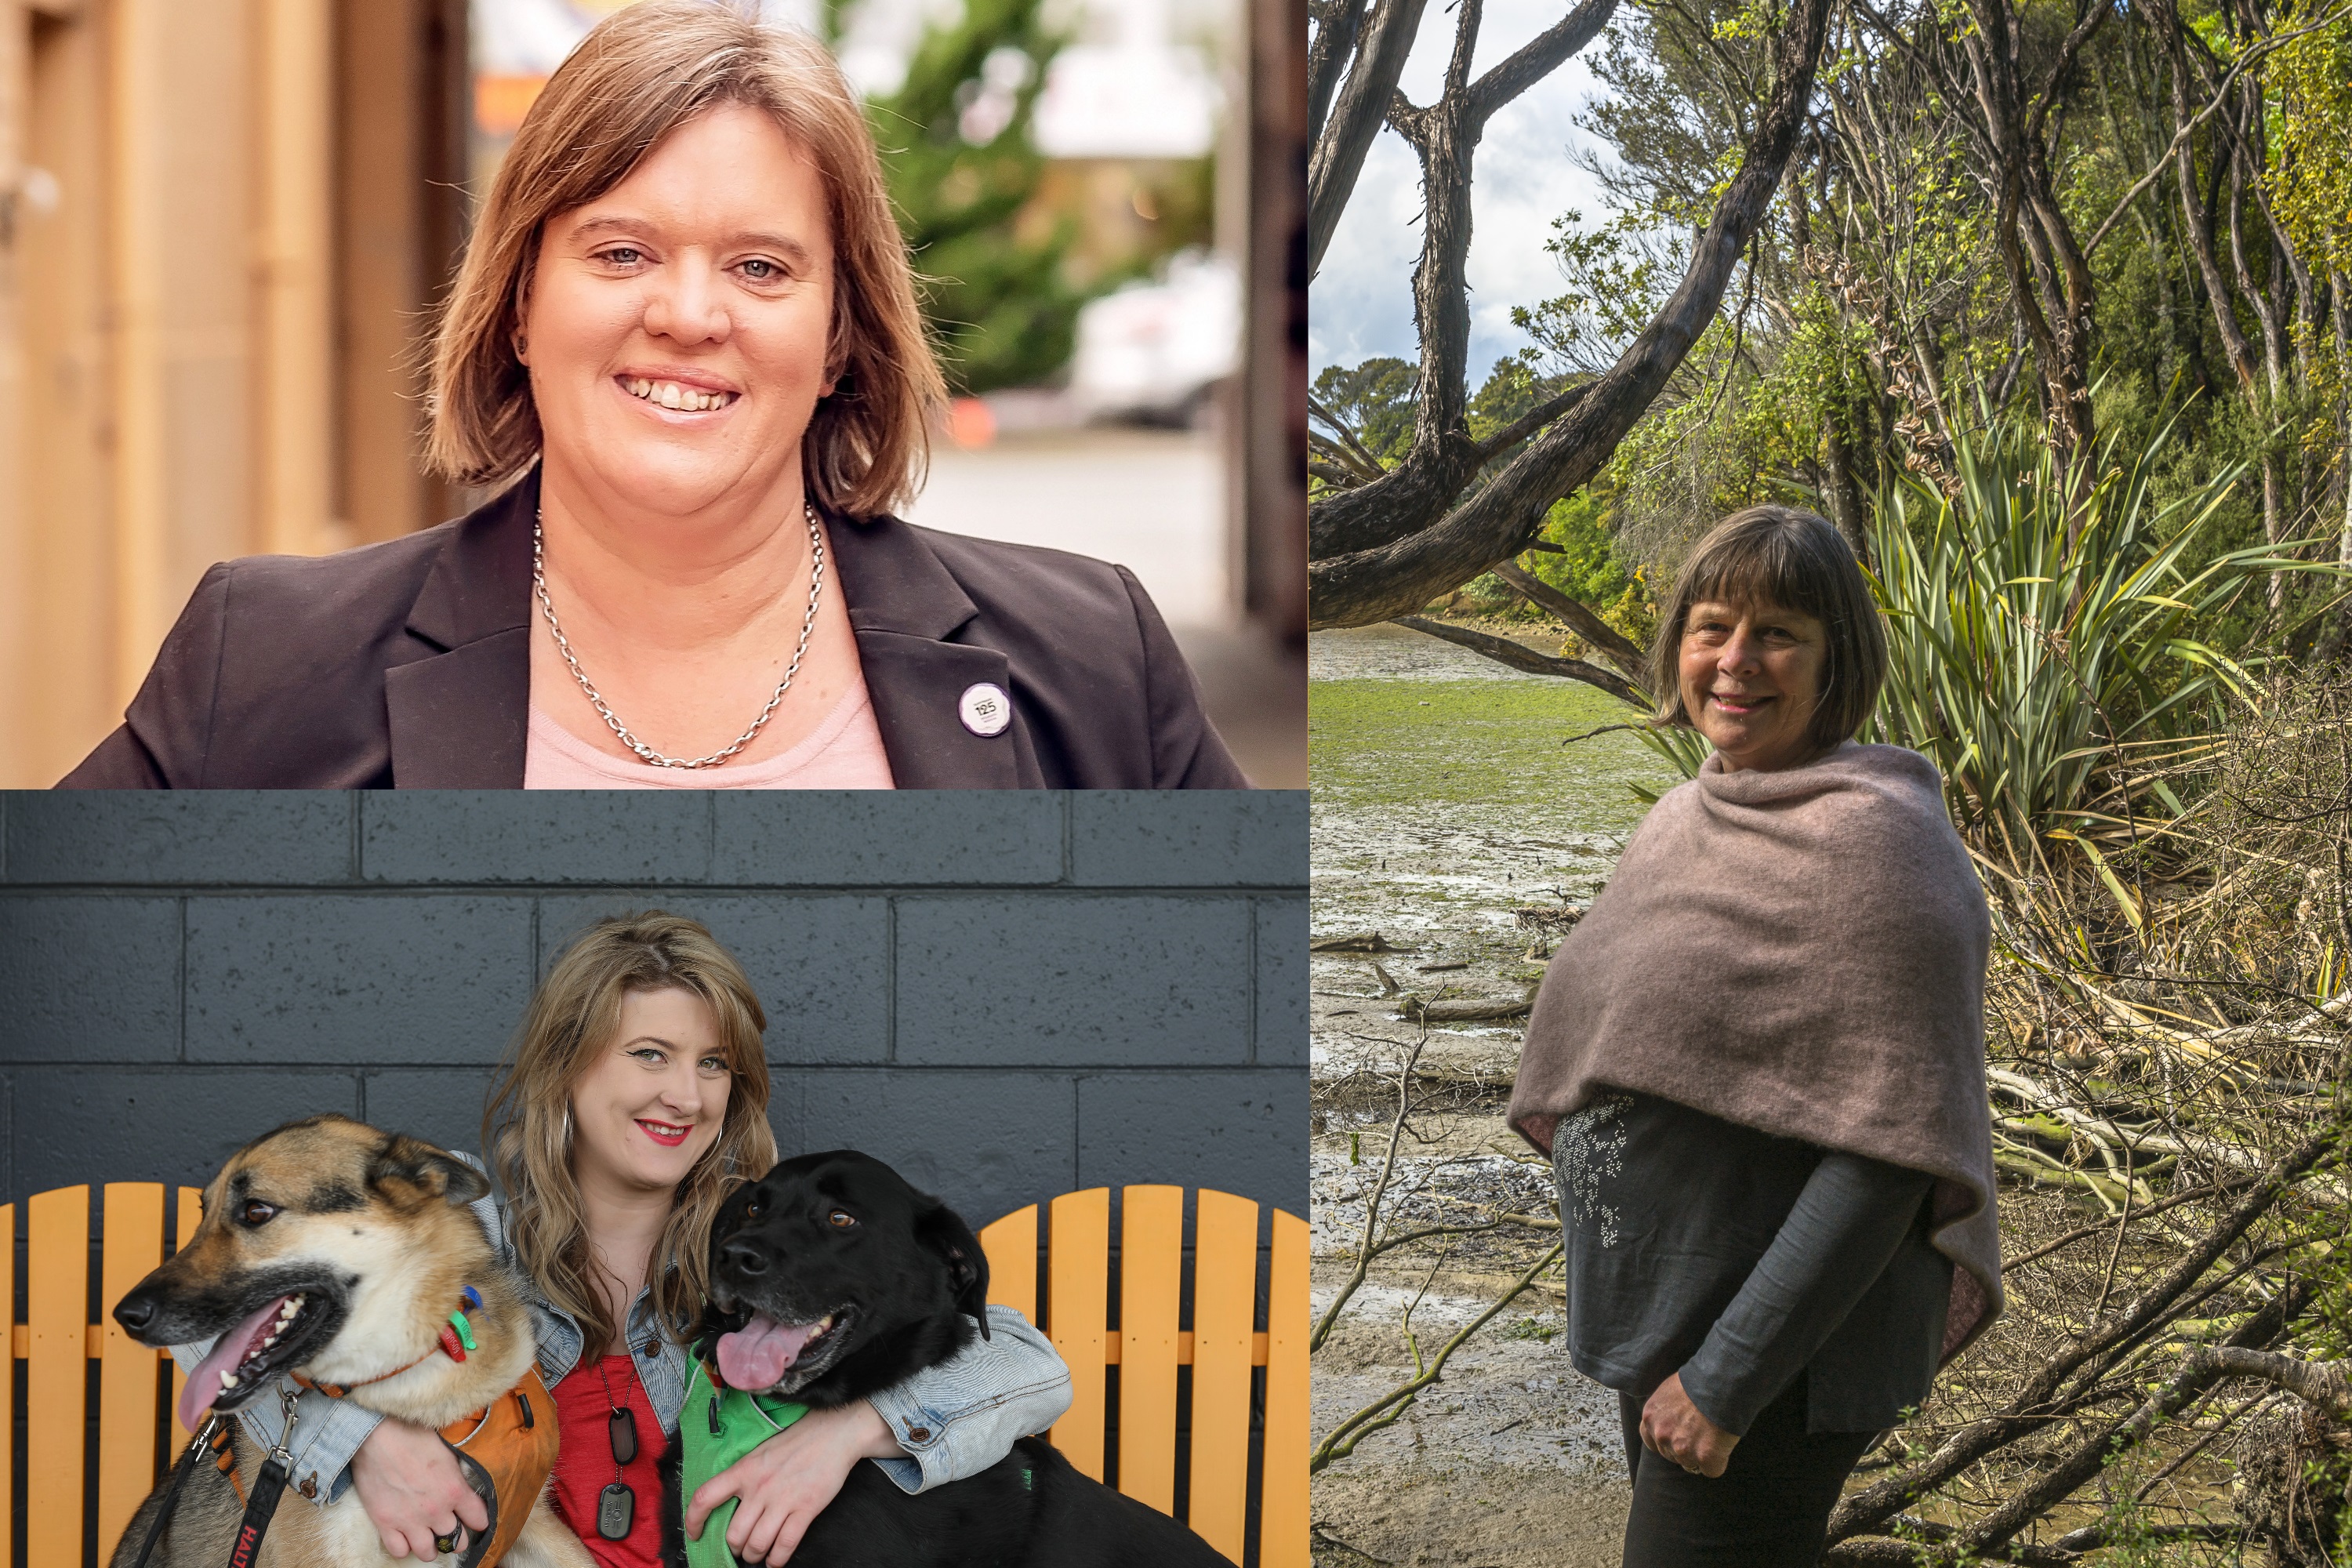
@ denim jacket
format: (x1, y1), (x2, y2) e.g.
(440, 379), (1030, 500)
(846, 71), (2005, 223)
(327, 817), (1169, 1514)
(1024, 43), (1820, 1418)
(176, 1162), (1071, 1507)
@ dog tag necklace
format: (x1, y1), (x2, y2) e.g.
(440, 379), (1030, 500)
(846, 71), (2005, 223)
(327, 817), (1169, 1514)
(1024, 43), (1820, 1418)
(593, 1358), (639, 1541)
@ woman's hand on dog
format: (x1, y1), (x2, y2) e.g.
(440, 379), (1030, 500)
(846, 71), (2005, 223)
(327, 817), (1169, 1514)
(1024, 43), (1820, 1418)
(1639, 1373), (1740, 1479)
(686, 1400), (905, 1565)
(351, 1417), (492, 1560)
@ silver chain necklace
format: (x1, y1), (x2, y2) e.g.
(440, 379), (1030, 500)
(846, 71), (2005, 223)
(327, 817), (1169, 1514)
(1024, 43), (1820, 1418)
(533, 501), (825, 768)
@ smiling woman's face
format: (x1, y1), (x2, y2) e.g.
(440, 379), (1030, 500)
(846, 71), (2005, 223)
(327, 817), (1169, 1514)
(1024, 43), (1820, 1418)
(520, 102), (835, 519)
(569, 984), (734, 1199)
(1676, 597), (1828, 773)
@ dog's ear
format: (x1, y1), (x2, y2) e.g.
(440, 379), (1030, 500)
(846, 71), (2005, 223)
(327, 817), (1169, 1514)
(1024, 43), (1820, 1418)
(368, 1135), (492, 1207)
(915, 1201), (992, 1338)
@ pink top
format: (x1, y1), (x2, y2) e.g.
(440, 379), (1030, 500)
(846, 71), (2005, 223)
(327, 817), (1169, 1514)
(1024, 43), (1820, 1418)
(523, 681), (897, 789)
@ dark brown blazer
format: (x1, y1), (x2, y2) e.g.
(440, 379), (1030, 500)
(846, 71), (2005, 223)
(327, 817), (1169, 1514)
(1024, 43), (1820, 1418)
(60, 470), (1247, 789)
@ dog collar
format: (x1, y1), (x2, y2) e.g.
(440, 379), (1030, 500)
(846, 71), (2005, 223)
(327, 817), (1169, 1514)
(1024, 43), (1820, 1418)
(681, 1359), (809, 1568)
(297, 1286), (482, 1399)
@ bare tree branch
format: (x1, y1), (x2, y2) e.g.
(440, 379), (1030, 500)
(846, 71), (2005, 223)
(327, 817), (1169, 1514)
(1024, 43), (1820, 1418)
(1308, 0), (1370, 141)
(1490, 561), (1652, 682)
(1473, 381), (1595, 459)
(1391, 615), (1646, 702)
(1308, 0), (1436, 278)
(1468, 0), (1623, 128)
(1308, 0), (1836, 626)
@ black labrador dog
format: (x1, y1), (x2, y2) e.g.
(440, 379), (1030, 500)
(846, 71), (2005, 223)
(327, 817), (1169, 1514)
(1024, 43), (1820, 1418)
(660, 1150), (1234, 1568)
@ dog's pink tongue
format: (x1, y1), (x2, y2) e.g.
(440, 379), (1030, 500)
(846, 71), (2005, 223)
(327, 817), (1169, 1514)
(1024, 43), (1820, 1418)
(177, 1295), (289, 1432)
(715, 1314), (817, 1391)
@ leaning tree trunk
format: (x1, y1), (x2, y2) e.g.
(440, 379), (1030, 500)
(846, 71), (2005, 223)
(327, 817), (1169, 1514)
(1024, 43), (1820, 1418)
(1305, 0), (1836, 629)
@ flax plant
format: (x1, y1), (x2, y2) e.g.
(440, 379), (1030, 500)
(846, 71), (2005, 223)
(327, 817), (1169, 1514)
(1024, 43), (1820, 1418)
(1863, 407), (2334, 870)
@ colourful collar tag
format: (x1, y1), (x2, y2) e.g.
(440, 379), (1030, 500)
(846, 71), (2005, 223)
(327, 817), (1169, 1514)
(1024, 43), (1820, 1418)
(681, 1360), (809, 1568)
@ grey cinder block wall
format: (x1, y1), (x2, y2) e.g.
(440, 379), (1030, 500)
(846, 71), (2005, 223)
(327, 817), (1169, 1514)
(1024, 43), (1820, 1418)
(0, 792), (1306, 1232)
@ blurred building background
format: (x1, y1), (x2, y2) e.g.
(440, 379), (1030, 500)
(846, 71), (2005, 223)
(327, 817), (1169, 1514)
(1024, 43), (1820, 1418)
(0, 0), (1302, 788)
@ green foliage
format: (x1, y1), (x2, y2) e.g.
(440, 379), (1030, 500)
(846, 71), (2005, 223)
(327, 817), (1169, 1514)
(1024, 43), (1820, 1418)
(1511, 212), (1672, 375)
(1864, 401), (2338, 859)
(1312, 357), (1417, 469)
(2266, 2), (2352, 444)
(853, 0), (1082, 393)
(1527, 492), (1635, 604)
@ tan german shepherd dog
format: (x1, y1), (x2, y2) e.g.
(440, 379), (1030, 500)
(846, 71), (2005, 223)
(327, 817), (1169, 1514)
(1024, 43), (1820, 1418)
(107, 1116), (596, 1568)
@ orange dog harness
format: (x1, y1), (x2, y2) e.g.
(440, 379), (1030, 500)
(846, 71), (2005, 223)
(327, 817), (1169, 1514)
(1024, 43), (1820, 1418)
(212, 1371), (558, 1568)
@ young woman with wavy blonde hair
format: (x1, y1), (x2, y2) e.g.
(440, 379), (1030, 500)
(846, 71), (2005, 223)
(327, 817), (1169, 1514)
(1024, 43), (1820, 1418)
(223, 913), (1069, 1566)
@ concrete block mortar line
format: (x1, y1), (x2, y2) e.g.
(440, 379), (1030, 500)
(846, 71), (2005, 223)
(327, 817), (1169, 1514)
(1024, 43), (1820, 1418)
(178, 895), (190, 1064)
(1058, 793), (1073, 886)
(884, 895), (898, 1065)
(1247, 895), (1259, 1066)
(705, 793), (717, 884)
(348, 793), (363, 881)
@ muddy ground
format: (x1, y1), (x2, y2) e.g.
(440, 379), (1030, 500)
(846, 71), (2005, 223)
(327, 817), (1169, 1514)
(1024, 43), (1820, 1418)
(1309, 622), (1675, 1565)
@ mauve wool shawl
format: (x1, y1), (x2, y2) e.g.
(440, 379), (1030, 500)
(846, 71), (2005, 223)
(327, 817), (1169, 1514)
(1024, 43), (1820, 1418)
(1507, 741), (2004, 1359)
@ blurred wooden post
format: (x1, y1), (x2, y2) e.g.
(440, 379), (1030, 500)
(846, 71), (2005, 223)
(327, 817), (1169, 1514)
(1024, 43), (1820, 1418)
(1221, 0), (1308, 644)
(15, 0), (114, 785)
(335, 0), (467, 546)
(1, 0), (27, 757)
(107, 0), (169, 706)
(260, 0), (337, 557)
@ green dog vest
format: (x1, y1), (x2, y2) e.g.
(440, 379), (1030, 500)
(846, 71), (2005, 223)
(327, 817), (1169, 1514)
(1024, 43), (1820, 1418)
(681, 1359), (811, 1568)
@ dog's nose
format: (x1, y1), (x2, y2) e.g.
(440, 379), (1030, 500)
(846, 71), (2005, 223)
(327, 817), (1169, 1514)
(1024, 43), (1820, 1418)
(113, 1290), (156, 1338)
(722, 1237), (770, 1277)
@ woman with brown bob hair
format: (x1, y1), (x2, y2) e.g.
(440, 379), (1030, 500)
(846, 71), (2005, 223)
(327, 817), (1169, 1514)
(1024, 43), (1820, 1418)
(62, 0), (1243, 789)
(1507, 506), (2002, 1565)
(212, 912), (1071, 1566)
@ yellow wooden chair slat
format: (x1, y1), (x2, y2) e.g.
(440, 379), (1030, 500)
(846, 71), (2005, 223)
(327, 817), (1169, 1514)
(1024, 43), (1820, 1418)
(0, 1203), (15, 1568)
(29, 1186), (90, 1568)
(172, 1189), (202, 1470)
(1261, 1209), (1310, 1568)
(1046, 1188), (1112, 1480)
(99, 1185), (168, 1561)
(976, 1204), (1037, 1326)
(1188, 1189), (1258, 1562)
(1116, 1185), (1182, 1514)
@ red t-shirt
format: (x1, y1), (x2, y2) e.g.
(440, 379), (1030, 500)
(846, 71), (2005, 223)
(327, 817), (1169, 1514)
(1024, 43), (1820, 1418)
(550, 1354), (669, 1568)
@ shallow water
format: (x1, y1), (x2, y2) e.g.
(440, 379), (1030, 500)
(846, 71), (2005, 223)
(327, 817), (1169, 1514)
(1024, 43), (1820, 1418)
(1308, 625), (1675, 1081)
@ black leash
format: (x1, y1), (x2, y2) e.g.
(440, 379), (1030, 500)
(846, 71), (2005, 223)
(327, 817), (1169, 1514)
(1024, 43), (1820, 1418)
(127, 1386), (499, 1568)
(224, 1449), (294, 1568)
(122, 1414), (227, 1568)
(126, 1388), (307, 1568)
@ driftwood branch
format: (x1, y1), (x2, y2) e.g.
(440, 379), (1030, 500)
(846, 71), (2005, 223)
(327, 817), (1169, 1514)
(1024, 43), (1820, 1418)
(1826, 1118), (2347, 1544)
(1490, 561), (1652, 684)
(1390, 615), (1646, 703)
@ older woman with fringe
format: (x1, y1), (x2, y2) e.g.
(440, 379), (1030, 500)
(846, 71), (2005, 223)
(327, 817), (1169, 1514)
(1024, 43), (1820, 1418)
(64, 2), (1243, 789)
(1507, 506), (2003, 1566)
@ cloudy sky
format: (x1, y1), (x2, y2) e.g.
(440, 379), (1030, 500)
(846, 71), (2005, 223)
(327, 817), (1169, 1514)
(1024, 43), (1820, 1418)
(1309, 0), (1617, 383)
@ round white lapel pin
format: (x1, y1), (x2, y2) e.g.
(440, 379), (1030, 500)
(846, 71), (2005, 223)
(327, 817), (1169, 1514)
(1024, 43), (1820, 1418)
(958, 681), (1011, 737)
